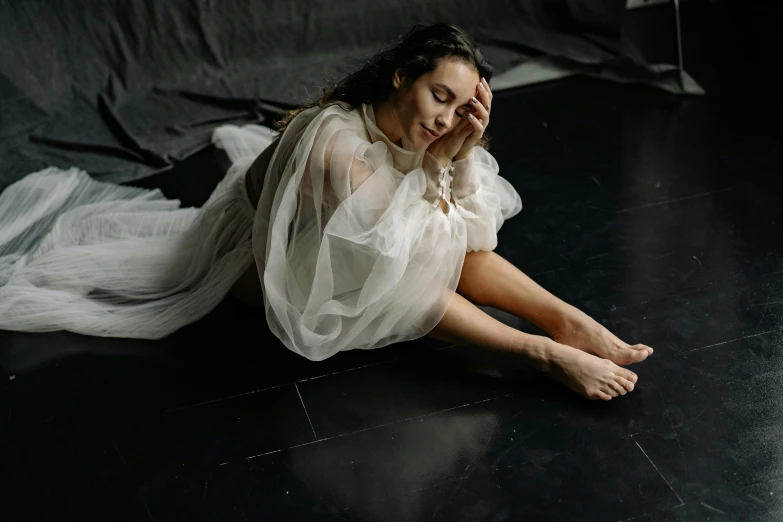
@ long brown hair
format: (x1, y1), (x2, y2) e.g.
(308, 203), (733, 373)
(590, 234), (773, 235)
(275, 23), (494, 149)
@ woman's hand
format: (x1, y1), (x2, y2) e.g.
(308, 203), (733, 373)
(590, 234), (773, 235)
(426, 77), (493, 166)
(455, 77), (492, 161)
(426, 116), (474, 167)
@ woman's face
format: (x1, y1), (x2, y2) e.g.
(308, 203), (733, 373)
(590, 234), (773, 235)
(393, 59), (481, 149)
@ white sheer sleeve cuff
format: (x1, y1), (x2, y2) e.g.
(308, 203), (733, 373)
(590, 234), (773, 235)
(450, 148), (523, 252)
(421, 151), (455, 208)
(450, 150), (479, 201)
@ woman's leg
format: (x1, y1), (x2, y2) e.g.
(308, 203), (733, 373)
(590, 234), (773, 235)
(455, 251), (653, 366)
(234, 252), (641, 400)
(428, 291), (638, 400)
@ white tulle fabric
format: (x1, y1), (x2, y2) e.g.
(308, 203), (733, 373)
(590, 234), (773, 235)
(0, 102), (521, 360)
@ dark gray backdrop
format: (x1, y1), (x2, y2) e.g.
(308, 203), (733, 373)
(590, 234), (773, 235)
(1, 0), (655, 188)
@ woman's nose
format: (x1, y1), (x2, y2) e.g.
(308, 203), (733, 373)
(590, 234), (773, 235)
(438, 111), (455, 129)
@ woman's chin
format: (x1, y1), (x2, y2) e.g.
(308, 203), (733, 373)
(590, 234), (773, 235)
(408, 132), (429, 150)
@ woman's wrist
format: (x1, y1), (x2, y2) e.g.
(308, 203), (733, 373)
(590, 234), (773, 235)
(453, 149), (473, 162)
(428, 152), (451, 168)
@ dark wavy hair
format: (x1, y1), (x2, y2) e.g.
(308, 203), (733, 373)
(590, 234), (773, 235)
(275, 23), (494, 148)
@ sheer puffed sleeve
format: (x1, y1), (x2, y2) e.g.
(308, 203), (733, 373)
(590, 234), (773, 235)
(449, 148), (523, 252)
(253, 107), (468, 361)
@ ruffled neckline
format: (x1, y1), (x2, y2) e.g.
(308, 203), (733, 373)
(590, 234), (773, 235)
(361, 103), (425, 174)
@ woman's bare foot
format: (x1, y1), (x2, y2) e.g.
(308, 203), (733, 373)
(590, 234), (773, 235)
(544, 340), (639, 400)
(549, 308), (653, 366)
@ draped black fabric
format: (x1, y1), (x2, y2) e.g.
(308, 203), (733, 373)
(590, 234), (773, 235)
(1, 0), (644, 188)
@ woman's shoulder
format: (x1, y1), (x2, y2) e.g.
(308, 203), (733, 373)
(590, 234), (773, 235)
(280, 102), (372, 152)
(322, 102), (368, 130)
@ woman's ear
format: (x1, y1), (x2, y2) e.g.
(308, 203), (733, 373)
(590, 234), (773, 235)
(392, 68), (406, 89)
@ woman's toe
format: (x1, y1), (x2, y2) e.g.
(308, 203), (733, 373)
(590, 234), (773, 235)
(618, 377), (635, 392)
(613, 344), (647, 364)
(620, 368), (638, 384)
(595, 391), (613, 401)
(610, 381), (627, 395)
(632, 343), (652, 352)
(628, 346), (649, 362)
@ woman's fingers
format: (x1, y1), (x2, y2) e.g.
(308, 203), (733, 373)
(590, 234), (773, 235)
(479, 77), (493, 106)
(470, 96), (489, 126)
(475, 78), (492, 128)
(477, 88), (490, 111)
(451, 116), (471, 138)
(461, 119), (476, 137)
(467, 113), (485, 135)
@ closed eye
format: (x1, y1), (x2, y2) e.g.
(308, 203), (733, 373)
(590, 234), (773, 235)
(432, 92), (466, 118)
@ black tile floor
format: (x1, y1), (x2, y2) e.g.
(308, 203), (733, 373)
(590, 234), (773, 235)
(3, 2), (783, 521)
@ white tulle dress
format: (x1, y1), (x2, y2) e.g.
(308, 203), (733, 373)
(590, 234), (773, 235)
(0, 102), (522, 361)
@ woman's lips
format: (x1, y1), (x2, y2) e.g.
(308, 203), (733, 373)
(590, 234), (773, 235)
(422, 125), (439, 138)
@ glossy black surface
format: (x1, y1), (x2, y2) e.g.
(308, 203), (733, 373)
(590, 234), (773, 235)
(3, 3), (782, 521)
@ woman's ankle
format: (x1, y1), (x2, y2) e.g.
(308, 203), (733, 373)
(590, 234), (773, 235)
(520, 334), (560, 373)
(536, 302), (590, 338)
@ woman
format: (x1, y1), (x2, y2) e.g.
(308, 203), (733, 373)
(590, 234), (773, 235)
(0, 23), (651, 400)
